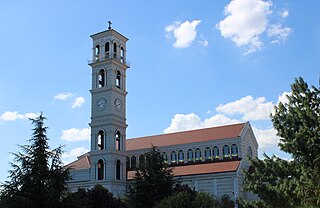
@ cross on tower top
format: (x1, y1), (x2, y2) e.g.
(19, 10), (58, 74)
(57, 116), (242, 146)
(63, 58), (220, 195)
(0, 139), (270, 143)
(108, 21), (112, 30)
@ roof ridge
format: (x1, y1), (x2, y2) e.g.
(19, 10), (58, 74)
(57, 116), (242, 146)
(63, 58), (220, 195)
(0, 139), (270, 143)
(127, 122), (246, 140)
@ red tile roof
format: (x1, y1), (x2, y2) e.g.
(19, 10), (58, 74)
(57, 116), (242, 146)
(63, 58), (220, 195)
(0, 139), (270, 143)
(127, 160), (240, 180)
(66, 153), (90, 169)
(126, 123), (246, 151)
(67, 123), (246, 171)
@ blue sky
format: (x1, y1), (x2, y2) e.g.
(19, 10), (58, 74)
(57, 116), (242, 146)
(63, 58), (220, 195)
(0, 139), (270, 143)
(0, 0), (319, 183)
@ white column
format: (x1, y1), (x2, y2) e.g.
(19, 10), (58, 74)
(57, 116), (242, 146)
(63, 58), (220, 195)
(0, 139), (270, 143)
(213, 178), (217, 196)
(233, 176), (239, 208)
(101, 44), (105, 60)
(184, 149), (187, 163)
(92, 47), (95, 62)
(194, 179), (199, 192)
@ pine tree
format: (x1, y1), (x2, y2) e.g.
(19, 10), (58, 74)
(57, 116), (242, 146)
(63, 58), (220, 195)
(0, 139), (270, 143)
(271, 77), (320, 205)
(0, 114), (70, 208)
(243, 77), (320, 207)
(125, 147), (175, 208)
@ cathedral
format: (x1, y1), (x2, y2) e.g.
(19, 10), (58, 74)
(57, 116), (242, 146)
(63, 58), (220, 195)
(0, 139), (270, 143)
(67, 26), (258, 201)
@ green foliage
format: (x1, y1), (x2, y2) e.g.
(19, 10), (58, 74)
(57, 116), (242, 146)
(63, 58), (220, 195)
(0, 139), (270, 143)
(125, 147), (175, 208)
(243, 77), (320, 207)
(62, 188), (90, 208)
(272, 77), (320, 169)
(63, 185), (125, 208)
(193, 192), (222, 208)
(154, 191), (194, 208)
(155, 191), (231, 208)
(243, 155), (300, 208)
(0, 114), (70, 208)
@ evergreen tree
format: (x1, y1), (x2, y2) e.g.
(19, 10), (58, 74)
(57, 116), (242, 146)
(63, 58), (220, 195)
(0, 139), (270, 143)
(271, 77), (320, 205)
(0, 114), (70, 208)
(125, 147), (175, 208)
(243, 77), (320, 207)
(243, 155), (300, 208)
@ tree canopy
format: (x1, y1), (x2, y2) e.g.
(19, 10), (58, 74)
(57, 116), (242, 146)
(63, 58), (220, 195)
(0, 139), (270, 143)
(0, 114), (70, 208)
(63, 184), (125, 208)
(125, 147), (175, 208)
(243, 77), (320, 207)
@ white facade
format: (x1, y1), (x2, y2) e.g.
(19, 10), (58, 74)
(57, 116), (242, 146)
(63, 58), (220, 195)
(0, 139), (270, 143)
(125, 122), (258, 200)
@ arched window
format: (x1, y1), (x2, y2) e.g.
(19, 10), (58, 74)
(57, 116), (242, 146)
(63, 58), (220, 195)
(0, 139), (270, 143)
(213, 146), (220, 159)
(120, 46), (124, 63)
(131, 156), (136, 169)
(139, 155), (145, 166)
(116, 159), (121, 180)
(116, 70), (121, 88)
(205, 147), (211, 161)
(105, 42), (110, 58)
(162, 152), (168, 163)
(187, 149), (193, 162)
(115, 130), (121, 151)
(97, 130), (104, 150)
(195, 148), (201, 161)
(126, 156), (130, 170)
(223, 145), (230, 158)
(98, 69), (105, 88)
(178, 150), (184, 162)
(113, 42), (117, 58)
(231, 144), (238, 157)
(247, 146), (253, 158)
(97, 159), (104, 180)
(171, 151), (177, 163)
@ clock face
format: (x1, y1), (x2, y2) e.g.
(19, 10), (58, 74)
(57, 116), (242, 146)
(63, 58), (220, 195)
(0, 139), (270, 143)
(96, 98), (106, 110)
(114, 99), (122, 111)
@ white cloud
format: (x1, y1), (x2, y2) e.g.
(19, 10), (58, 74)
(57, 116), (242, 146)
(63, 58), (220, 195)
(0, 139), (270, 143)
(253, 126), (280, 150)
(165, 20), (201, 48)
(268, 23), (292, 44)
(164, 111), (282, 153)
(164, 113), (240, 134)
(62, 146), (89, 164)
(163, 91), (294, 157)
(24, 113), (40, 119)
(0, 111), (39, 121)
(72, 97), (85, 108)
(280, 9), (289, 18)
(165, 92), (290, 134)
(217, 0), (292, 54)
(203, 114), (240, 127)
(164, 113), (202, 133)
(0, 111), (24, 121)
(54, 92), (73, 100)
(199, 35), (209, 47)
(216, 95), (274, 121)
(216, 0), (271, 54)
(277, 91), (291, 105)
(60, 127), (90, 142)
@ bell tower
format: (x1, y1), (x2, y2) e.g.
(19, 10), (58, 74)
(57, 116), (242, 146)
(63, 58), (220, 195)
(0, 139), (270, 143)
(88, 23), (129, 196)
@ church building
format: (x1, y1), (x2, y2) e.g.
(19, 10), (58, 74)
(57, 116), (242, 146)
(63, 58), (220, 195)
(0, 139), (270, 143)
(67, 26), (258, 201)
